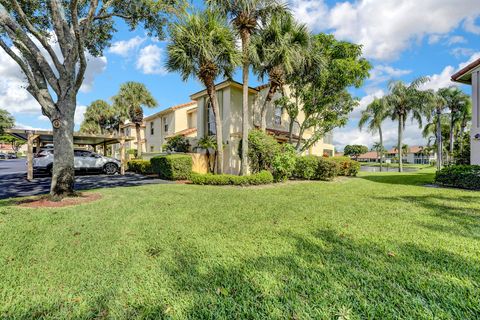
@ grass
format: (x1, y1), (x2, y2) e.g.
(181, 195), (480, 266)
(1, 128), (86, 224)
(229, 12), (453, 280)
(0, 169), (479, 319)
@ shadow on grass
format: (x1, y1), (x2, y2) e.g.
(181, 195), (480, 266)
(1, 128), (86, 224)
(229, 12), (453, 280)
(359, 172), (435, 186)
(3, 228), (479, 318)
(374, 194), (480, 241)
(134, 229), (478, 319)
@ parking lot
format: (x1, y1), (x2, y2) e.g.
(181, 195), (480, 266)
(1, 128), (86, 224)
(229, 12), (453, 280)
(0, 159), (171, 199)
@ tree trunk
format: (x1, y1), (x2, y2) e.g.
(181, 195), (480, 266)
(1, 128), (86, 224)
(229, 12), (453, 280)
(459, 123), (466, 153)
(436, 110), (443, 171)
(379, 126), (383, 172)
(240, 30), (250, 176)
(50, 97), (76, 198)
(136, 123), (142, 159)
(288, 120), (294, 144)
(260, 84), (276, 131)
(398, 115), (403, 173)
(206, 84), (224, 174)
(449, 112), (455, 161)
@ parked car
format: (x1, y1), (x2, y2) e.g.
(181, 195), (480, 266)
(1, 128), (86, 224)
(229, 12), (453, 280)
(33, 149), (121, 175)
(0, 153), (7, 159)
(7, 153), (17, 159)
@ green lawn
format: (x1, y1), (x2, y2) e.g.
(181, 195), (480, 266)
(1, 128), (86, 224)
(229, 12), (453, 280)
(1, 169), (479, 319)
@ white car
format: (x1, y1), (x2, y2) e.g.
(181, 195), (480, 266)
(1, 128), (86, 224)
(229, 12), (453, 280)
(33, 149), (121, 175)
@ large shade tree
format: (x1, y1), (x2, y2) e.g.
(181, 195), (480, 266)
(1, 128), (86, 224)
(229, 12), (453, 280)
(359, 97), (389, 171)
(250, 11), (308, 131)
(112, 82), (157, 159)
(166, 10), (240, 174)
(0, 108), (14, 134)
(207, 0), (286, 175)
(385, 78), (430, 172)
(0, 0), (184, 198)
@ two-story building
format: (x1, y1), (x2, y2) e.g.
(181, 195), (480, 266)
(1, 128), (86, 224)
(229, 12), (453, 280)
(385, 146), (436, 164)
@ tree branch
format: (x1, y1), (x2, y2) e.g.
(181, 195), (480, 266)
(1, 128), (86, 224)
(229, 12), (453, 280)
(48, 0), (71, 59)
(11, 0), (64, 75)
(70, 0), (86, 93)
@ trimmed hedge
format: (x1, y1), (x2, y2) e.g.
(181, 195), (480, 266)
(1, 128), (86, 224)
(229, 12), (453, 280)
(191, 170), (273, 186)
(127, 160), (153, 174)
(150, 154), (192, 180)
(330, 156), (360, 176)
(434, 165), (480, 190)
(294, 156), (338, 181)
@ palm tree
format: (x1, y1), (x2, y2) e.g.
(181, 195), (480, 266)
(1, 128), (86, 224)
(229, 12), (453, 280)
(424, 90), (447, 170)
(113, 82), (157, 158)
(196, 135), (218, 173)
(166, 10), (240, 174)
(250, 11), (309, 131)
(439, 87), (470, 160)
(358, 97), (389, 171)
(371, 141), (386, 164)
(456, 98), (472, 153)
(207, 0), (287, 175)
(0, 109), (14, 134)
(385, 78), (430, 172)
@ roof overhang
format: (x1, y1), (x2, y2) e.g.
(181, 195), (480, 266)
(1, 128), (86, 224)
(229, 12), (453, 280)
(451, 58), (480, 85)
(144, 101), (197, 121)
(4, 129), (134, 146)
(190, 80), (259, 100)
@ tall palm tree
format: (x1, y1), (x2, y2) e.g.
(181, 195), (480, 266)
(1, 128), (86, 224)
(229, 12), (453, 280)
(439, 87), (470, 158)
(385, 77), (430, 172)
(113, 82), (157, 158)
(456, 98), (472, 153)
(250, 11), (309, 131)
(358, 97), (389, 171)
(424, 90), (447, 170)
(207, 0), (287, 175)
(166, 10), (240, 174)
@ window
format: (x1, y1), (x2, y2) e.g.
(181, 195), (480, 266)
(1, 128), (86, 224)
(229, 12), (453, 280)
(274, 107), (282, 125)
(207, 100), (216, 135)
(150, 122), (154, 135)
(163, 117), (168, 133)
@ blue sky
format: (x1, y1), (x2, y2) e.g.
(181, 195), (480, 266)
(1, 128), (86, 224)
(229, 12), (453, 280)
(1, 0), (480, 151)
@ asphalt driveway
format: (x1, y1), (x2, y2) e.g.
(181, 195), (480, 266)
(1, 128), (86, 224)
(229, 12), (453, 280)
(0, 159), (172, 199)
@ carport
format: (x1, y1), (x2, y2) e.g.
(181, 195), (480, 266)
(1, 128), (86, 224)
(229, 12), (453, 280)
(4, 129), (134, 180)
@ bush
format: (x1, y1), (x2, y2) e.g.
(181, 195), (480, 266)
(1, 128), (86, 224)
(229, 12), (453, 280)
(191, 170), (273, 186)
(330, 156), (360, 176)
(316, 158), (338, 181)
(150, 154), (192, 180)
(165, 135), (191, 153)
(434, 165), (480, 190)
(272, 144), (297, 182)
(247, 129), (281, 173)
(127, 160), (153, 174)
(294, 156), (319, 180)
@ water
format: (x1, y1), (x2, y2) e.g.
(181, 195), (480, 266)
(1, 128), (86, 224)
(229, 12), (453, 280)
(360, 165), (418, 172)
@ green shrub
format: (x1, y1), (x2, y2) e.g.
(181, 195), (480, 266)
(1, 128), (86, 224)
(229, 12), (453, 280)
(127, 160), (153, 174)
(294, 156), (319, 180)
(272, 144), (297, 182)
(247, 129), (281, 173)
(150, 154), (192, 180)
(330, 156), (360, 176)
(165, 135), (191, 153)
(191, 170), (273, 186)
(434, 165), (480, 190)
(316, 158), (338, 181)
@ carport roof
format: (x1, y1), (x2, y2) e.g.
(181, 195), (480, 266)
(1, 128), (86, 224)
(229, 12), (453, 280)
(4, 128), (134, 146)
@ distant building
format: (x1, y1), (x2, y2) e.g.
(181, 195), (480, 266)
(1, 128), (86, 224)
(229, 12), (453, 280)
(385, 146), (436, 164)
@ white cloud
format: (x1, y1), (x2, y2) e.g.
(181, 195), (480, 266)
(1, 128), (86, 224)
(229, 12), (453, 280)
(450, 47), (475, 58)
(74, 105), (87, 126)
(349, 89), (385, 121)
(291, 0), (480, 61)
(369, 65), (411, 85)
(421, 52), (480, 90)
(464, 16), (480, 34)
(446, 35), (467, 46)
(13, 122), (49, 130)
(109, 36), (145, 57)
(136, 45), (166, 75)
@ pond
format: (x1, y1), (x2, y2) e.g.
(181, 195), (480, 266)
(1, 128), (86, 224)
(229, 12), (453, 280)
(360, 165), (419, 172)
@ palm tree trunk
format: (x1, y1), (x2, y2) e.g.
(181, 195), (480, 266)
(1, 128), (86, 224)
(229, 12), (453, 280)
(136, 123), (142, 159)
(206, 84), (224, 174)
(449, 113), (455, 161)
(398, 115), (403, 173)
(240, 30), (250, 176)
(459, 123), (466, 153)
(379, 126), (383, 172)
(260, 83), (276, 131)
(436, 110), (443, 171)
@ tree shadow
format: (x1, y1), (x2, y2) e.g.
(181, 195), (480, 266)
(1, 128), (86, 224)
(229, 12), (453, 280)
(373, 194), (480, 241)
(359, 172), (435, 186)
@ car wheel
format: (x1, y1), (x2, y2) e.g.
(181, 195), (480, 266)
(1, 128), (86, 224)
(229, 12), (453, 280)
(104, 162), (118, 175)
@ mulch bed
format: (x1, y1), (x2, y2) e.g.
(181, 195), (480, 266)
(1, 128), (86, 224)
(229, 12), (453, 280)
(18, 193), (102, 208)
